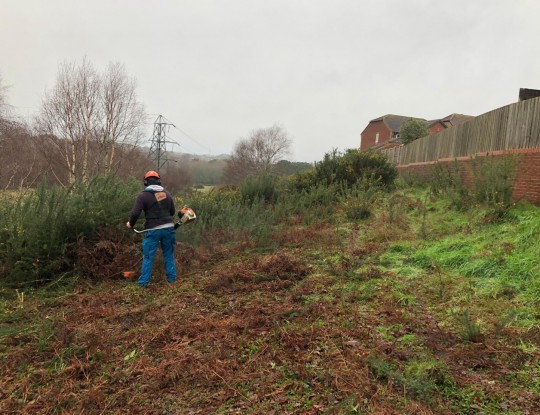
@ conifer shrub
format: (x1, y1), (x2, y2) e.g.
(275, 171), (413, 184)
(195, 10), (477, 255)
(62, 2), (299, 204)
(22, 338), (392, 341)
(177, 184), (272, 247)
(340, 177), (382, 220)
(240, 174), (279, 205)
(0, 175), (139, 286)
(183, 185), (241, 220)
(471, 154), (518, 218)
(311, 149), (397, 188)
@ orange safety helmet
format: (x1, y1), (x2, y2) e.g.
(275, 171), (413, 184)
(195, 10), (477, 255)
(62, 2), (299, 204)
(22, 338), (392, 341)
(144, 170), (161, 186)
(144, 170), (160, 180)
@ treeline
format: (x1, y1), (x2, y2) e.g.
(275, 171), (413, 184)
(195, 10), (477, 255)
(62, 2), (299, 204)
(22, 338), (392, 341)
(0, 60), (194, 192)
(175, 156), (314, 187)
(1, 66), (313, 191)
(0, 119), (154, 188)
(0, 117), (313, 190)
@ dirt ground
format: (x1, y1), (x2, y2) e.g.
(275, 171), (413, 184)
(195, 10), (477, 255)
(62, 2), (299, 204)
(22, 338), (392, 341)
(1, 221), (539, 414)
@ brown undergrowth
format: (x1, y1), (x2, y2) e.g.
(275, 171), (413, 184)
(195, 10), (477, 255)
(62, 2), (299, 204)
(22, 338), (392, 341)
(1, 217), (538, 414)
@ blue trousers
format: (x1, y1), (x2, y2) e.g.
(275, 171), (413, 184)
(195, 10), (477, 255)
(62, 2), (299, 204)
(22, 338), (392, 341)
(138, 227), (177, 287)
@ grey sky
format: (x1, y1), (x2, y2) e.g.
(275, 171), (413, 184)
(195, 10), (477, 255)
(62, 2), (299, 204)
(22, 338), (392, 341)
(1, 0), (539, 162)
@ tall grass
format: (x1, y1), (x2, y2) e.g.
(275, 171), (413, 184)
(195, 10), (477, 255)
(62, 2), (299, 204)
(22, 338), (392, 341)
(427, 155), (518, 216)
(471, 154), (518, 210)
(429, 161), (471, 211)
(176, 186), (274, 248)
(409, 202), (540, 305)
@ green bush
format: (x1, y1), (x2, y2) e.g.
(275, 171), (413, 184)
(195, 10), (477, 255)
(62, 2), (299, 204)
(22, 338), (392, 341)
(429, 155), (518, 216)
(471, 154), (518, 217)
(240, 174), (279, 205)
(0, 175), (139, 286)
(177, 185), (274, 247)
(313, 149), (397, 188)
(277, 183), (340, 221)
(340, 178), (382, 220)
(429, 161), (471, 211)
(287, 169), (316, 193)
(176, 185), (241, 245)
(398, 171), (428, 188)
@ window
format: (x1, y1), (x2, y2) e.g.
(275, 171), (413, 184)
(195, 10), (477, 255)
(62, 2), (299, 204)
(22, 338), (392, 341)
(375, 132), (379, 144)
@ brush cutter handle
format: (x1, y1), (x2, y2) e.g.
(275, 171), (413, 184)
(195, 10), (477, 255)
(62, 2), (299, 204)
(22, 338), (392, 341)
(132, 221), (183, 234)
(130, 207), (196, 234)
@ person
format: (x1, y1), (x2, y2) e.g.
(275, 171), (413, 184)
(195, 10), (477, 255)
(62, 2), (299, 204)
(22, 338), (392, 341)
(126, 170), (177, 288)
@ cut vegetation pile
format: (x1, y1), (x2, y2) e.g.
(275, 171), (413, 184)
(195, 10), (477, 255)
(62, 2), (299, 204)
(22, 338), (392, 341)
(1, 155), (539, 414)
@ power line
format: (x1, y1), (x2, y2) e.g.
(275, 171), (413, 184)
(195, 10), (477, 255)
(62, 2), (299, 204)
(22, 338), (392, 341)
(171, 124), (212, 154)
(166, 131), (202, 155)
(148, 113), (212, 154)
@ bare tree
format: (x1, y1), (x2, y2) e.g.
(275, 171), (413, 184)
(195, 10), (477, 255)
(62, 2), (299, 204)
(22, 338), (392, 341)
(224, 124), (291, 183)
(98, 62), (146, 174)
(0, 74), (7, 118)
(0, 75), (39, 190)
(163, 162), (193, 194)
(35, 58), (146, 185)
(35, 59), (100, 184)
(0, 120), (47, 190)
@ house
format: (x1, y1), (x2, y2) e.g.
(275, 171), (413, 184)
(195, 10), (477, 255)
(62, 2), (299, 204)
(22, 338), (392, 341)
(360, 113), (475, 151)
(359, 114), (425, 151)
(427, 119), (446, 134)
(439, 113), (475, 127)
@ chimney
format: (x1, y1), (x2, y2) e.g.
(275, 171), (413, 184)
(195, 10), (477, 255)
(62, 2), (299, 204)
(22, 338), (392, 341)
(519, 88), (540, 101)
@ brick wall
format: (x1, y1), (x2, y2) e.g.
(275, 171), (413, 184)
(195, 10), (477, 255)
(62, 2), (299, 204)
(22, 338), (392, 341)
(428, 123), (445, 134)
(397, 148), (540, 205)
(360, 120), (392, 151)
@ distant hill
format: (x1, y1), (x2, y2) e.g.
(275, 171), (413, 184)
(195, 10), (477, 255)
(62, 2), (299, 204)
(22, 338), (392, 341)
(138, 148), (312, 186)
(171, 152), (230, 161)
(136, 147), (231, 162)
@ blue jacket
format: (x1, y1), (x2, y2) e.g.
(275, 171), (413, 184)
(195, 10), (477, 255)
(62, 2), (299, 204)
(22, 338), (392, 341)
(129, 185), (175, 230)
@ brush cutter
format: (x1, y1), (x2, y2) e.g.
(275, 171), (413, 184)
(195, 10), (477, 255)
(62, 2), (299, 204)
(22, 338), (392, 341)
(132, 206), (197, 234)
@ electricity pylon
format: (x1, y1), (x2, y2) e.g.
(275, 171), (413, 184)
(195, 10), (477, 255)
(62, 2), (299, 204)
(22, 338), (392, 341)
(148, 115), (176, 174)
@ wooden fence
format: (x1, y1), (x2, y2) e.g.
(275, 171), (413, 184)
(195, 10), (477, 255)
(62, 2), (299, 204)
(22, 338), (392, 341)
(383, 96), (540, 165)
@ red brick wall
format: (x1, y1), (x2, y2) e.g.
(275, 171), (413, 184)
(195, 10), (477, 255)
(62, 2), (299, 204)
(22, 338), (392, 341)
(360, 120), (393, 151)
(397, 149), (540, 205)
(428, 124), (445, 134)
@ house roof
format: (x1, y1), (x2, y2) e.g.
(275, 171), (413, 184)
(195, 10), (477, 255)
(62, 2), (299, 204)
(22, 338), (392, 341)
(440, 113), (475, 126)
(369, 114), (426, 133)
(370, 136), (403, 150)
(426, 119), (444, 128)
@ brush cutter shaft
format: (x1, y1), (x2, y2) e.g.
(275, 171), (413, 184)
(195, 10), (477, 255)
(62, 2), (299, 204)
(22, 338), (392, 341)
(131, 207), (196, 234)
(133, 223), (181, 234)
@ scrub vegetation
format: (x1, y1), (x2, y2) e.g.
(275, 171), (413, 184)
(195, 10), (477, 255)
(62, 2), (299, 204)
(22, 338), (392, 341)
(0, 150), (539, 414)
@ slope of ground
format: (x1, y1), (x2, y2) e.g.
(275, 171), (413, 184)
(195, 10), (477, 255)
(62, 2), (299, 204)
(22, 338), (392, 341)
(1, 190), (539, 414)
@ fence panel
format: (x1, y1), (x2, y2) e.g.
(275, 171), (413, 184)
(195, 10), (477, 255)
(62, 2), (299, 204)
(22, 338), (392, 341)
(383, 96), (540, 165)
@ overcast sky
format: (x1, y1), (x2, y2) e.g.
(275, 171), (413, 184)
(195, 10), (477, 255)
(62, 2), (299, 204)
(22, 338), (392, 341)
(1, 0), (539, 162)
